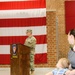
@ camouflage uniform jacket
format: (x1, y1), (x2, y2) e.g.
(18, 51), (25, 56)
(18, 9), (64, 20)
(24, 36), (36, 54)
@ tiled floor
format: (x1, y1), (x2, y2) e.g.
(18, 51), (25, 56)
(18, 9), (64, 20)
(0, 68), (54, 75)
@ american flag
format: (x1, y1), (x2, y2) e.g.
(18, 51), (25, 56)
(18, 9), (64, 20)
(0, 0), (47, 64)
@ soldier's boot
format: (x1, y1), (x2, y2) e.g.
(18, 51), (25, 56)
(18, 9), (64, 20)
(31, 71), (34, 75)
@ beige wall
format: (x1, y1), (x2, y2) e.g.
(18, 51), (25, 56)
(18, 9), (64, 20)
(35, 0), (70, 67)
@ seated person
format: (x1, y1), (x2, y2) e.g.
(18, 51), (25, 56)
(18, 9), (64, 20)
(65, 29), (75, 75)
(45, 58), (70, 75)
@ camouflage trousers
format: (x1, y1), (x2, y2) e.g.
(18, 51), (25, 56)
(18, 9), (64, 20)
(30, 54), (35, 71)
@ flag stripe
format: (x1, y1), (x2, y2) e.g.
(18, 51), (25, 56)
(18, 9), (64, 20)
(0, 53), (47, 64)
(0, 9), (46, 19)
(0, 0), (46, 10)
(0, 0), (33, 2)
(0, 54), (10, 64)
(0, 44), (47, 54)
(35, 53), (47, 64)
(0, 26), (46, 36)
(0, 35), (46, 45)
(0, 17), (46, 27)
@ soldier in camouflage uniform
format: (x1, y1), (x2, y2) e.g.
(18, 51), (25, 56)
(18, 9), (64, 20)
(24, 29), (36, 75)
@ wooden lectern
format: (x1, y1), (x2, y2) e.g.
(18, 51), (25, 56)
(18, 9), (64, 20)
(10, 44), (30, 75)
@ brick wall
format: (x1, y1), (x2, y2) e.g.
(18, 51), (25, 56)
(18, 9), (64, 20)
(46, 11), (58, 67)
(35, 0), (70, 67)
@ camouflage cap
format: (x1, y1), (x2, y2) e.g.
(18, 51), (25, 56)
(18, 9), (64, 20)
(26, 29), (32, 33)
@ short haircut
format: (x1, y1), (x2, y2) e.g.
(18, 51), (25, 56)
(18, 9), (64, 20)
(69, 29), (75, 38)
(58, 58), (70, 68)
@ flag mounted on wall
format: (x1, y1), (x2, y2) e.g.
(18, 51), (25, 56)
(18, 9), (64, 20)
(65, 1), (75, 33)
(0, 0), (47, 64)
